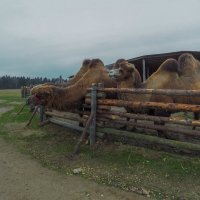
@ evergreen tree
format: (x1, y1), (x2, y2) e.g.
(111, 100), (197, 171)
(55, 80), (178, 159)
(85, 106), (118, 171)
(0, 76), (52, 89)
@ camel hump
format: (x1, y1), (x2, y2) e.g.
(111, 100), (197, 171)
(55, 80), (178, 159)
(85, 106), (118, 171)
(178, 53), (195, 66)
(178, 53), (200, 76)
(159, 58), (179, 73)
(89, 59), (104, 68)
(82, 59), (91, 66)
(113, 58), (126, 69)
(178, 53), (198, 69)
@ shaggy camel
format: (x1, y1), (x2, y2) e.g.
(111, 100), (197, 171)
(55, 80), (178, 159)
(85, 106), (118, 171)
(31, 59), (116, 111)
(30, 59), (92, 109)
(109, 53), (200, 115)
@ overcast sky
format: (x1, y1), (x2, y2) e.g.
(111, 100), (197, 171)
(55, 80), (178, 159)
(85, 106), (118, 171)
(0, 0), (200, 78)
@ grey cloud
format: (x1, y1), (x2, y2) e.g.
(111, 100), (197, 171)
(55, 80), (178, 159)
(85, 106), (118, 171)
(0, 0), (200, 78)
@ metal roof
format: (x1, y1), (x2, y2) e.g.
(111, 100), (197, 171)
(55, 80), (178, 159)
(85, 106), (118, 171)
(128, 51), (200, 71)
(106, 51), (200, 81)
(106, 51), (200, 71)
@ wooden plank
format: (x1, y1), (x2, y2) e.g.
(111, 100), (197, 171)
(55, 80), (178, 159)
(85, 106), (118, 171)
(97, 127), (200, 156)
(45, 111), (82, 122)
(90, 84), (97, 146)
(88, 99), (200, 113)
(97, 110), (200, 127)
(95, 116), (200, 139)
(73, 113), (94, 154)
(48, 117), (104, 138)
(40, 105), (45, 122)
(26, 106), (39, 126)
(97, 88), (200, 97)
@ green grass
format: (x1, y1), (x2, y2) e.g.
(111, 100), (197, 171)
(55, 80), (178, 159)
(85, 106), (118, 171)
(0, 89), (200, 199)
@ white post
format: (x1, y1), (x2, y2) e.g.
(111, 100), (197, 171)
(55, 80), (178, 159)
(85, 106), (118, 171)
(142, 59), (146, 81)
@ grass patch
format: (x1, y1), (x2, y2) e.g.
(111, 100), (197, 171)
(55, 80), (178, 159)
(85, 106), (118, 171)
(0, 89), (200, 199)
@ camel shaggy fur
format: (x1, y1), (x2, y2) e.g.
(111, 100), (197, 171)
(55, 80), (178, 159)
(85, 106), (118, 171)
(31, 59), (116, 111)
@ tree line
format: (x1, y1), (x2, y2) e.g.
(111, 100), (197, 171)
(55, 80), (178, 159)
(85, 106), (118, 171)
(0, 75), (59, 89)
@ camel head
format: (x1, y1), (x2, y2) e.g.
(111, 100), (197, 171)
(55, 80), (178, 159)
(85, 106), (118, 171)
(109, 60), (142, 87)
(31, 85), (55, 103)
(112, 58), (126, 69)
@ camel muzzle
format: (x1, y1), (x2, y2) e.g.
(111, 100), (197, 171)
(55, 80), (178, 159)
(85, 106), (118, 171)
(108, 69), (120, 80)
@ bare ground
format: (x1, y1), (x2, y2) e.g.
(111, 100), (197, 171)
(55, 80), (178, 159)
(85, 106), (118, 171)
(0, 138), (146, 200)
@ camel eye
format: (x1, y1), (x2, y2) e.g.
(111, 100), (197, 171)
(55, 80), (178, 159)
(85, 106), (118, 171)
(119, 68), (123, 74)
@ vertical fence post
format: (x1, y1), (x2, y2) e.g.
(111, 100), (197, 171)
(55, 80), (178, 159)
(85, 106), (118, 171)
(90, 83), (97, 146)
(23, 86), (26, 98)
(39, 105), (45, 123)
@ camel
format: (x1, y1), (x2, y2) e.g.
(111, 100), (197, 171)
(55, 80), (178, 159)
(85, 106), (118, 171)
(109, 53), (200, 123)
(31, 59), (116, 111)
(108, 54), (200, 135)
(109, 54), (200, 106)
(109, 58), (179, 113)
(30, 59), (92, 109)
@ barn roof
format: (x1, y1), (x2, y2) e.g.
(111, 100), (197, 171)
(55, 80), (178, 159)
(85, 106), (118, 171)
(128, 50), (200, 72)
(106, 51), (200, 71)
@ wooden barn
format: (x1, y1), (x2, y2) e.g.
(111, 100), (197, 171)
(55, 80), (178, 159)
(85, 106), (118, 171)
(106, 51), (200, 81)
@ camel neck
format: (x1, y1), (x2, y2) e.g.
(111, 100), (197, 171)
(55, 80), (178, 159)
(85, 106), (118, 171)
(117, 77), (140, 89)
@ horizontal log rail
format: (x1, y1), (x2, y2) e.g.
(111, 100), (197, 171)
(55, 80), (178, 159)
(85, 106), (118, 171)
(95, 116), (200, 138)
(45, 111), (83, 122)
(85, 99), (200, 113)
(97, 127), (200, 156)
(97, 110), (200, 127)
(95, 88), (200, 97)
(83, 103), (111, 111)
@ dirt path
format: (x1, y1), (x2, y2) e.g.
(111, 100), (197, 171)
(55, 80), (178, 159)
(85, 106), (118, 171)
(0, 138), (146, 200)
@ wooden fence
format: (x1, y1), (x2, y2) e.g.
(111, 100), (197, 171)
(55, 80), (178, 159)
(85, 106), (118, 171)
(40, 83), (200, 156)
(21, 86), (31, 98)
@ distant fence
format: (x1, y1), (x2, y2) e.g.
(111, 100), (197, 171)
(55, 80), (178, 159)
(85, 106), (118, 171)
(40, 83), (200, 156)
(21, 86), (31, 98)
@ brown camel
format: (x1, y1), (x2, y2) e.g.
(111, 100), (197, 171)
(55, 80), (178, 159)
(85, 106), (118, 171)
(109, 53), (200, 118)
(66, 59), (91, 86)
(31, 59), (116, 111)
(109, 54), (200, 135)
